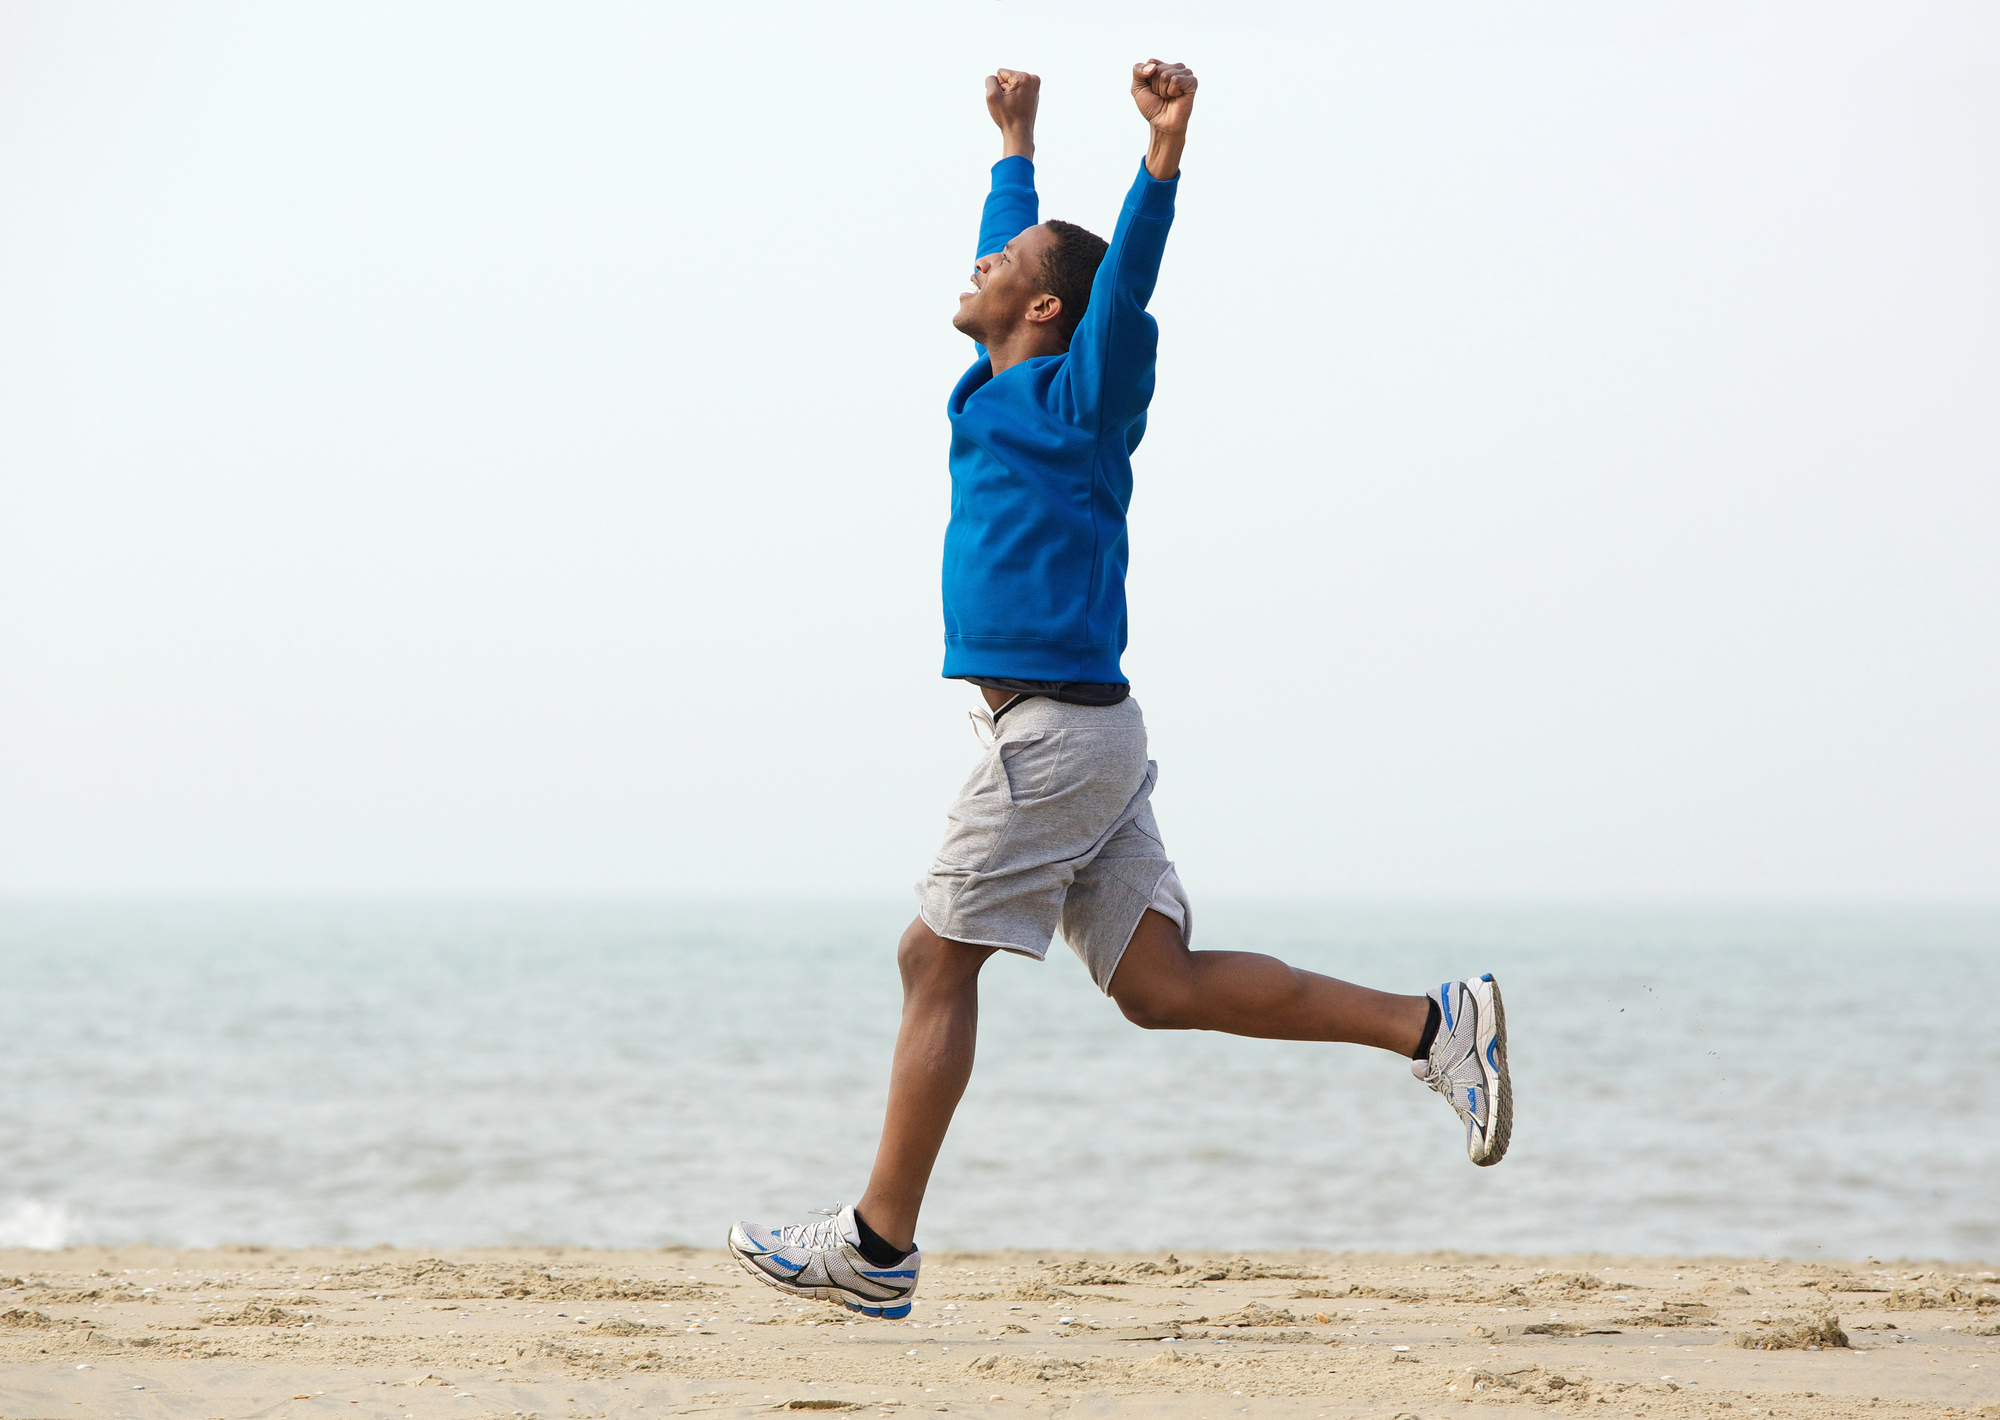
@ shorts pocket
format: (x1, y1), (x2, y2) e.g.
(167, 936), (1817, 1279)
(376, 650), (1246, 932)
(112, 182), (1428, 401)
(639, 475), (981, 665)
(997, 731), (1062, 805)
(930, 739), (1031, 870)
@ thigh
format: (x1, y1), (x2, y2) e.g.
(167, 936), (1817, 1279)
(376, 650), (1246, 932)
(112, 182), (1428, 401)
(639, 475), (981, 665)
(1103, 907), (1196, 995)
(915, 723), (1150, 960)
(1059, 779), (1190, 993)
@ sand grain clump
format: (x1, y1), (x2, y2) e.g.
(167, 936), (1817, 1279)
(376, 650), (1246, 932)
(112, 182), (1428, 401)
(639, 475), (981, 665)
(588, 1317), (662, 1336)
(1616, 1300), (1719, 1328)
(1200, 1301), (1297, 1328)
(204, 1302), (314, 1326)
(1, 1308), (62, 1329)
(1885, 1285), (2000, 1311)
(1736, 1311), (1848, 1349)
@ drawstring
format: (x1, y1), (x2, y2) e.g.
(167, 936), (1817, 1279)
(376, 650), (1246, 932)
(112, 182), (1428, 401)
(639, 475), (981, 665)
(967, 693), (1033, 747)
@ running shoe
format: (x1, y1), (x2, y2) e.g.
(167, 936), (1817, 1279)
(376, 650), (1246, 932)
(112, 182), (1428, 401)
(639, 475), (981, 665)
(726, 1203), (920, 1318)
(1412, 974), (1513, 1166)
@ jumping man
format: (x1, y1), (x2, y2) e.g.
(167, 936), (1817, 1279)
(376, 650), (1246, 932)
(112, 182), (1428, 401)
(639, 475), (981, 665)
(728, 59), (1513, 1319)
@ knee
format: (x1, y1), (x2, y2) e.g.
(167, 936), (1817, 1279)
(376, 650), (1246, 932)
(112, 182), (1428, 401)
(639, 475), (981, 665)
(896, 918), (945, 986)
(896, 918), (989, 996)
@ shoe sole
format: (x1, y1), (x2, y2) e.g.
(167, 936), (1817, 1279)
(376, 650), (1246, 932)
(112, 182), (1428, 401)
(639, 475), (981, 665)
(1470, 973), (1512, 1167)
(724, 1233), (914, 1320)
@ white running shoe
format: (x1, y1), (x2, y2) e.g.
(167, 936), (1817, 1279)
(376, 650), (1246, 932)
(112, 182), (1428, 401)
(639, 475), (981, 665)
(1412, 974), (1513, 1166)
(726, 1203), (920, 1319)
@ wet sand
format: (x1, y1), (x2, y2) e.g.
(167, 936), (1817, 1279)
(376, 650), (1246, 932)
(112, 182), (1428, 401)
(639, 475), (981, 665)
(3, 1246), (1995, 1418)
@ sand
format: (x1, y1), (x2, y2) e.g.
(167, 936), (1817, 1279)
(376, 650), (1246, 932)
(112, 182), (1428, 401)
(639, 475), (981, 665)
(3, 1246), (1995, 1419)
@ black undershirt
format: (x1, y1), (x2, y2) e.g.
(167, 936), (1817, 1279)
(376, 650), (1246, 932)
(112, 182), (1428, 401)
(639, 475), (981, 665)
(960, 677), (1131, 708)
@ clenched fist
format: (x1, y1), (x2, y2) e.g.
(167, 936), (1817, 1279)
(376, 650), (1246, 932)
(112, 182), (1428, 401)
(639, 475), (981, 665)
(986, 69), (1040, 161)
(1132, 59), (1196, 179)
(1132, 59), (1196, 136)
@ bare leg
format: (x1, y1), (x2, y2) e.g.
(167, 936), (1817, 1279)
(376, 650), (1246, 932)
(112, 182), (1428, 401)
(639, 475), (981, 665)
(853, 911), (1424, 1253)
(853, 917), (996, 1255)
(1107, 909), (1430, 1054)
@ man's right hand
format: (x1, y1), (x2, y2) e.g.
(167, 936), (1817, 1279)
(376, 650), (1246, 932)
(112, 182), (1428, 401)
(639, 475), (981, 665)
(1133, 59), (1196, 181)
(985, 69), (1039, 161)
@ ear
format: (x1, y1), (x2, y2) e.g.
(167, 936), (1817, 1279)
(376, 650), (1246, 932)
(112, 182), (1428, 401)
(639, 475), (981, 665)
(1024, 292), (1063, 327)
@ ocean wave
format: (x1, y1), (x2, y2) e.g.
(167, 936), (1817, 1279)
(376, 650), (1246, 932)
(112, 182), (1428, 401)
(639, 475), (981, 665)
(0, 1198), (83, 1250)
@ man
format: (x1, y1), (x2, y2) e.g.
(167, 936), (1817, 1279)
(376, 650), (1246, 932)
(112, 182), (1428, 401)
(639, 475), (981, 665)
(727, 60), (1512, 1320)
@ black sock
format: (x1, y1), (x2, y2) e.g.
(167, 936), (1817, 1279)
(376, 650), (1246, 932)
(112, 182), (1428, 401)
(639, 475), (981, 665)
(851, 1208), (910, 1266)
(1412, 997), (1441, 1061)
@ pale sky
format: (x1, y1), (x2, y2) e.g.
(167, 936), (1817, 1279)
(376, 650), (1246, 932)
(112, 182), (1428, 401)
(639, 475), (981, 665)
(2, 2), (1994, 899)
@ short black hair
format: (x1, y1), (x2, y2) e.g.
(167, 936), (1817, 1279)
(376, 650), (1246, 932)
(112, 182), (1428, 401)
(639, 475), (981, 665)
(1039, 219), (1110, 344)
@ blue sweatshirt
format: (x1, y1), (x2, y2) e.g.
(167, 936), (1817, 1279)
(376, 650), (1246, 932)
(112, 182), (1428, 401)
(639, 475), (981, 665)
(941, 156), (1179, 685)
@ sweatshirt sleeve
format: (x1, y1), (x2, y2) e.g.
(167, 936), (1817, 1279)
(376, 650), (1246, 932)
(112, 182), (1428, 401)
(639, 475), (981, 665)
(1057, 160), (1179, 432)
(977, 155), (1040, 258)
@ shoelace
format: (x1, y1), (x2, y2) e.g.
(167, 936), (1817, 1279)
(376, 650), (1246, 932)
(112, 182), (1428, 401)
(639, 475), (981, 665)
(1418, 1055), (1455, 1101)
(1417, 1032), (1477, 1122)
(778, 1204), (847, 1251)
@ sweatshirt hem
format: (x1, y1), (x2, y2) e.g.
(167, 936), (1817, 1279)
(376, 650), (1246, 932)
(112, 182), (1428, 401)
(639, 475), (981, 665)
(942, 635), (1126, 686)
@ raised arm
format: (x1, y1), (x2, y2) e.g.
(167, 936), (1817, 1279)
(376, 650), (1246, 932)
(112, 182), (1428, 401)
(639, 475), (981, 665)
(977, 69), (1041, 259)
(1058, 59), (1196, 429)
(1131, 57), (1195, 180)
(986, 67), (1038, 163)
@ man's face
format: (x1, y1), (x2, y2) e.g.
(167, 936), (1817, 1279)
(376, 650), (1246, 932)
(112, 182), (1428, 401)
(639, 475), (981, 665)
(953, 223), (1057, 346)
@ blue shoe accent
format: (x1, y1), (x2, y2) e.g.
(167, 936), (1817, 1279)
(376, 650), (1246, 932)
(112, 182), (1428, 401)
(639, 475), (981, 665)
(1439, 982), (1455, 1032)
(864, 1269), (918, 1280)
(1480, 973), (1494, 982)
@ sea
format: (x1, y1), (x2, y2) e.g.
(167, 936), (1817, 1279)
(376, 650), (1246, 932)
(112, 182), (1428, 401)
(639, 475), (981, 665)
(1, 899), (1994, 1263)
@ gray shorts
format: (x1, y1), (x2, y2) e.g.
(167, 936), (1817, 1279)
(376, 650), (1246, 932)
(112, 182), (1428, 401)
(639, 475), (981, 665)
(914, 694), (1191, 993)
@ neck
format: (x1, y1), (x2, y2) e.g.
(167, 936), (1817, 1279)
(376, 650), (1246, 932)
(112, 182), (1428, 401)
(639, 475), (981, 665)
(982, 326), (1065, 377)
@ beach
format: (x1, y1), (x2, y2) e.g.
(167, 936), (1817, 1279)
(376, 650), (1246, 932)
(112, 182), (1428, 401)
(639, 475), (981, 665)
(4, 1246), (1994, 1419)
